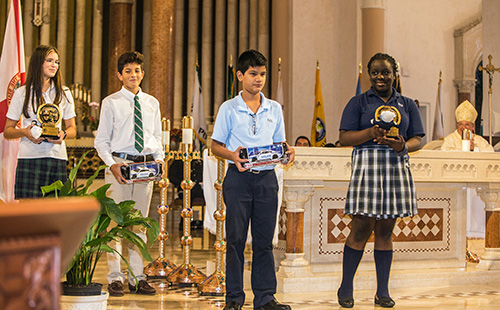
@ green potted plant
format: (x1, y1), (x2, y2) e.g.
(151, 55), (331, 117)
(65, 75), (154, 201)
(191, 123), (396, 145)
(41, 151), (159, 302)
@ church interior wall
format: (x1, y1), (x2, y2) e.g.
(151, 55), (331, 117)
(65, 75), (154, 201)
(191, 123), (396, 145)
(385, 0), (482, 137)
(482, 0), (500, 138)
(286, 0), (484, 145)
(289, 0), (358, 145)
(2, 0), (498, 144)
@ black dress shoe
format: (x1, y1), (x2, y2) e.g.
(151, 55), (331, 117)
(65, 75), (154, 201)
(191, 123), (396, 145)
(337, 290), (354, 308)
(128, 280), (156, 295)
(375, 295), (395, 308)
(223, 301), (242, 310)
(254, 299), (291, 310)
(108, 281), (124, 297)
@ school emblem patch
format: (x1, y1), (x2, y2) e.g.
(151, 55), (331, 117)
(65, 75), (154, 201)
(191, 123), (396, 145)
(7, 73), (21, 105)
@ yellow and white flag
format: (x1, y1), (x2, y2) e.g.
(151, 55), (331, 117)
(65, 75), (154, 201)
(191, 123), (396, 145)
(311, 62), (326, 146)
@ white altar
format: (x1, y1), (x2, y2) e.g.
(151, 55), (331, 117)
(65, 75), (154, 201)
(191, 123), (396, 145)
(276, 147), (500, 293)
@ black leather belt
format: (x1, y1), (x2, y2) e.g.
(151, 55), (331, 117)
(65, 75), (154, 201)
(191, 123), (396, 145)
(112, 152), (154, 162)
(229, 163), (271, 174)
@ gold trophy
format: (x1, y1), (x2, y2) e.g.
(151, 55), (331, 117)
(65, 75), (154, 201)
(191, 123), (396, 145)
(374, 105), (401, 138)
(36, 103), (62, 139)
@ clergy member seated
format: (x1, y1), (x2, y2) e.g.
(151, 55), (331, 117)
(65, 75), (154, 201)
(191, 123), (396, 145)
(441, 100), (494, 152)
(441, 100), (491, 263)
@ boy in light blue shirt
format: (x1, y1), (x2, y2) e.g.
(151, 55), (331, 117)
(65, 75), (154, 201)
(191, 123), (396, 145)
(211, 50), (295, 310)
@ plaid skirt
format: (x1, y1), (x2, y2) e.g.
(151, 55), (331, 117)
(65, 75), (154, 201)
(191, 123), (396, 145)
(15, 158), (68, 199)
(345, 145), (417, 219)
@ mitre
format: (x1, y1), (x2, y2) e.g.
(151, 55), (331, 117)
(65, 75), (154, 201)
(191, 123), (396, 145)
(455, 100), (477, 123)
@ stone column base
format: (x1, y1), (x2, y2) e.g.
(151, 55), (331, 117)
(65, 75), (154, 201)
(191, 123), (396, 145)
(477, 248), (500, 269)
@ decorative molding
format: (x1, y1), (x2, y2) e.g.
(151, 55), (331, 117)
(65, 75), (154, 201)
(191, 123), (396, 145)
(318, 197), (451, 255)
(453, 79), (477, 93)
(454, 16), (482, 37)
(410, 163), (432, 178)
(361, 0), (385, 10)
(110, 0), (134, 4)
(487, 165), (500, 178)
(289, 160), (334, 177)
(442, 163), (476, 178)
(0, 234), (60, 310)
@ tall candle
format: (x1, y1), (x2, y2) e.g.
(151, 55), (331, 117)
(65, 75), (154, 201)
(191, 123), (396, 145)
(182, 128), (193, 145)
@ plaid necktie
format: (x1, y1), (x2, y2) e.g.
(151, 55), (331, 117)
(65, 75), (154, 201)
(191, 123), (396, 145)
(134, 95), (144, 153)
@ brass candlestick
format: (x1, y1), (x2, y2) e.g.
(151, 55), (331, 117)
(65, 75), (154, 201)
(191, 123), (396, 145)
(167, 116), (206, 286)
(198, 155), (226, 296)
(144, 118), (177, 278)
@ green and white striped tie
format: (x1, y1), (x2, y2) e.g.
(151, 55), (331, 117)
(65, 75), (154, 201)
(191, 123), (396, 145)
(134, 95), (144, 153)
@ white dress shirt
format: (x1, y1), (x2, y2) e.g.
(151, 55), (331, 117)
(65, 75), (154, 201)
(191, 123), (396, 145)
(94, 86), (164, 167)
(6, 84), (76, 160)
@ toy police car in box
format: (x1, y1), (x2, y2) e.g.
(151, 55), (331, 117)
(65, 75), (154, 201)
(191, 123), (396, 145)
(120, 161), (163, 183)
(239, 142), (289, 169)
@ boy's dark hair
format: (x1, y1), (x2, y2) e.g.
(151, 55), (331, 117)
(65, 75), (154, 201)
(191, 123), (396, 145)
(236, 49), (267, 74)
(367, 52), (398, 74)
(294, 135), (311, 146)
(117, 51), (145, 73)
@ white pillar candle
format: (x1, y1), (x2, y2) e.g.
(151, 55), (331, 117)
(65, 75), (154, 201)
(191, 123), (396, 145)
(182, 128), (193, 144)
(162, 131), (170, 146)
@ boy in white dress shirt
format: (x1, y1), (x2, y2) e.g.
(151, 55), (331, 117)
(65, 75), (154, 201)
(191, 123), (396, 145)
(94, 51), (163, 296)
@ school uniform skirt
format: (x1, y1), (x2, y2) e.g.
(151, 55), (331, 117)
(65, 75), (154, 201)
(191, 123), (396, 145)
(345, 145), (417, 219)
(15, 157), (68, 199)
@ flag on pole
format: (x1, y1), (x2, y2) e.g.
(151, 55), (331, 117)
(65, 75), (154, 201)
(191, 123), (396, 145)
(394, 62), (402, 94)
(311, 61), (326, 147)
(432, 71), (444, 140)
(395, 74), (402, 94)
(190, 61), (207, 150)
(356, 63), (362, 96)
(227, 56), (236, 100)
(276, 57), (284, 109)
(0, 0), (26, 203)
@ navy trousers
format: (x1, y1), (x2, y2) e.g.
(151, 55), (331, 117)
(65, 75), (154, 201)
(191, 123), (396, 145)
(223, 165), (279, 307)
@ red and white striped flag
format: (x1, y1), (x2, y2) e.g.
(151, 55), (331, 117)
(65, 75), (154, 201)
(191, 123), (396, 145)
(0, 0), (26, 203)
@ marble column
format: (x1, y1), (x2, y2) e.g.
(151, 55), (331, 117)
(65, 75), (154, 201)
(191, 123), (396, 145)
(73, 0), (86, 84)
(258, 0), (270, 96)
(238, 0), (249, 52)
(141, 0), (152, 92)
(150, 0), (175, 122)
(212, 0), (226, 116)
(186, 0), (199, 116)
(271, 0), (290, 141)
(39, 0), (51, 45)
(91, 0), (103, 103)
(477, 184), (500, 269)
(277, 184), (315, 278)
(107, 0), (133, 95)
(361, 0), (385, 92)
(23, 0), (34, 57)
(453, 79), (476, 105)
(201, 0), (213, 124)
(56, 0), (68, 80)
(173, 0), (184, 127)
(249, 0), (257, 49)
(227, 0), (238, 74)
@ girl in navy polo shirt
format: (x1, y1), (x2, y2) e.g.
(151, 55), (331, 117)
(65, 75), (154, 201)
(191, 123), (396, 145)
(337, 53), (425, 308)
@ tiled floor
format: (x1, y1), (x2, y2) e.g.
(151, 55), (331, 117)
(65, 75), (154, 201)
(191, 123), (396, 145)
(86, 187), (500, 309)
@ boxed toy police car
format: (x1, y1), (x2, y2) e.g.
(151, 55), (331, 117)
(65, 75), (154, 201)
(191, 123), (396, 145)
(239, 142), (289, 169)
(120, 161), (163, 183)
